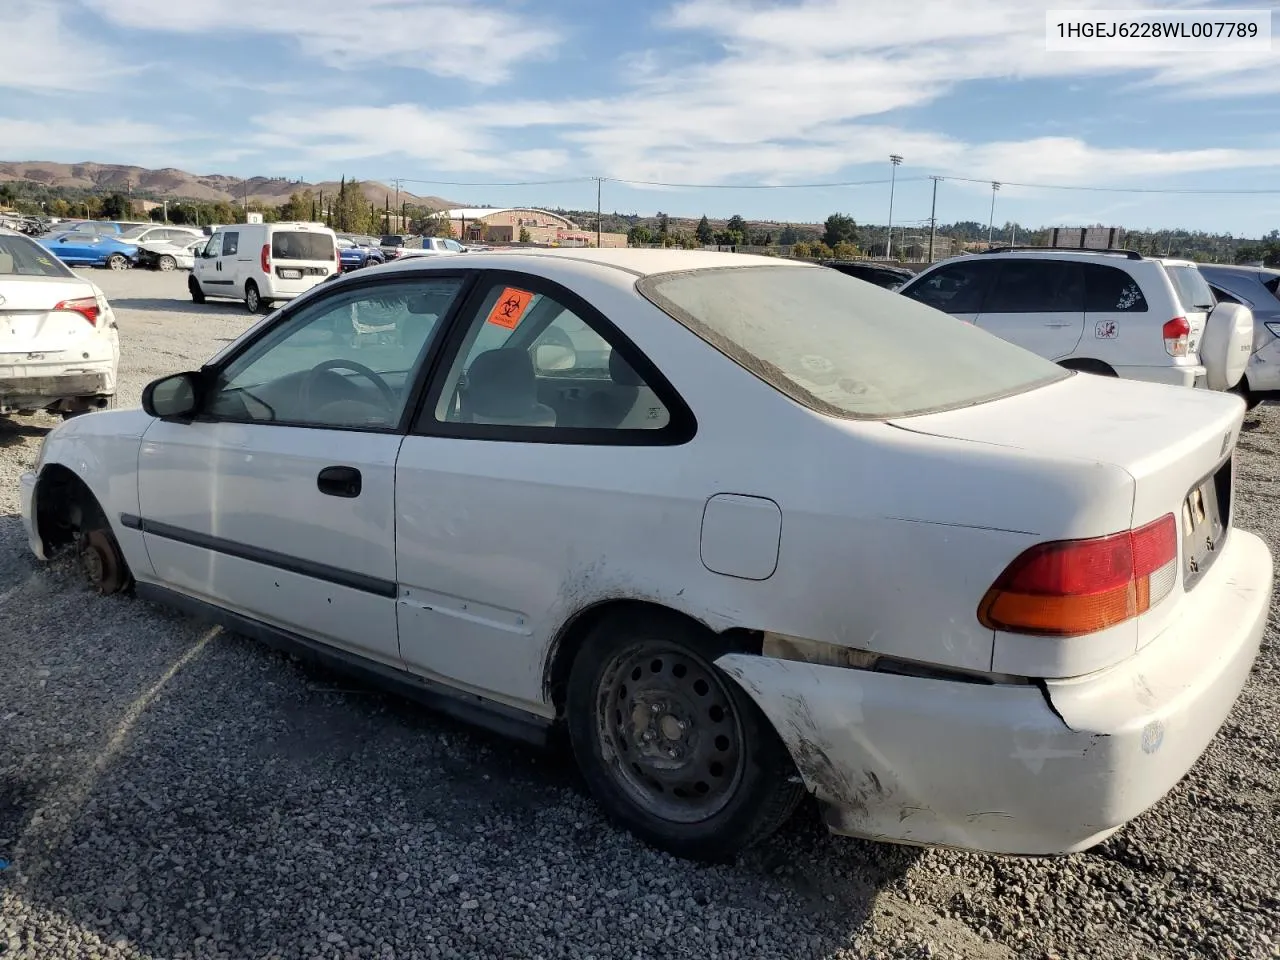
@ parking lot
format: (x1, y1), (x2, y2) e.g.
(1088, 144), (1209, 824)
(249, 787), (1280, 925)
(1, 267), (1278, 960)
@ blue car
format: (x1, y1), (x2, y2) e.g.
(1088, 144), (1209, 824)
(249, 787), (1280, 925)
(337, 236), (386, 272)
(38, 232), (140, 270)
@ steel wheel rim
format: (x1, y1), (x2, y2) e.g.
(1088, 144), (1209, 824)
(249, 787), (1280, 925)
(595, 641), (745, 823)
(246, 288), (259, 310)
(159, 257), (175, 271)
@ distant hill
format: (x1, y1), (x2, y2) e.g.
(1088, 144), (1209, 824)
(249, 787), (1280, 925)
(0, 161), (459, 209)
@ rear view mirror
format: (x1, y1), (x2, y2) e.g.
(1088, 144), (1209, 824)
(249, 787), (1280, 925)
(142, 371), (201, 420)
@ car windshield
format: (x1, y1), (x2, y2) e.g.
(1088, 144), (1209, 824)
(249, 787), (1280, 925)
(381, 235), (404, 245)
(639, 264), (1069, 419)
(272, 231), (335, 261)
(1165, 264), (1215, 312)
(0, 235), (77, 278)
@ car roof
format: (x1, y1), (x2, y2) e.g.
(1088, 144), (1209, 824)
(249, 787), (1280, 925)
(1198, 262), (1280, 277)
(376, 247), (805, 280)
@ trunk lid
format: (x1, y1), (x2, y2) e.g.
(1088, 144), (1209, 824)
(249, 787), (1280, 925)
(889, 372), (1242, 547)
(0, 276), (102, 354)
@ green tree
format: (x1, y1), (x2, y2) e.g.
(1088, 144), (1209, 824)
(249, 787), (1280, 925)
(779, 224), (799, 245)
(279, 190), (315, 222)
(823, 213), (857, 248)
(792, 241), (812, 259)
(101, 192), (130, 220)
(519, 227), (532, 243)
(657, 212), (670, 237)
(333, 178), (372, 234)
(695, 215), (713, 244)
(628, 224), (653, 246)
(811, 241), (835, 259)
(726, 214), (747, 235)
(832, 240), (859, 259)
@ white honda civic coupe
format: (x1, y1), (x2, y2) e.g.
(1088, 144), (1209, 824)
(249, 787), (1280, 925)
(19, 249), (1272, 862)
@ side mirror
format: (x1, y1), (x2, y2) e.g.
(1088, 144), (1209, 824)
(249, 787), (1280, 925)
(142, 371), (202, 419)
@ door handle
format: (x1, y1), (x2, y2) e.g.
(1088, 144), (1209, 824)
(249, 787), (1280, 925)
(317, 465), (362, 498)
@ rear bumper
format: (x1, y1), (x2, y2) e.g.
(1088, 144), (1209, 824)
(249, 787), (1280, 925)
(717, 528), (1271, 855)
(1111, 363), (1207, 389)
(0, 365), (115, 411)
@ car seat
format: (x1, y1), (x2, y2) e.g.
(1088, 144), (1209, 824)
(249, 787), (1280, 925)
(465, 348), (556, 427)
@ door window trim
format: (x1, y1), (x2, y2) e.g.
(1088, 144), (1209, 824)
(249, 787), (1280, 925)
(409, 269), (697, 446)
(188, 268), (480, 434)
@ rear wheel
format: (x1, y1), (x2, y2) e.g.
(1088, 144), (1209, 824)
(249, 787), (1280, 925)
(1059, 358), (1118, 377)
(106, 253), (129, 271)
(244, 281), (265, 313)
(566, 611), (805, 863)
(158, 255), (177, 271)
(1232, 376), (1260, 410)
(188, 276), (206, 304)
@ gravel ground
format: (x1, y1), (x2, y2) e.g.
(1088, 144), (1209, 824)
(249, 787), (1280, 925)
(1, 268), (1278, 960)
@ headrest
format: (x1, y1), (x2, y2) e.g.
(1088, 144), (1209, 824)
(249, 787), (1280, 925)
(467, 348), (537, 418)
(609, 349), (644, 386)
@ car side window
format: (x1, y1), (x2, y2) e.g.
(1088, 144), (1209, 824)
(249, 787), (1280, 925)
(1083, 264), (1148, 312)
(1209, 285), (1243, 306)
(222, 231), (240, 257)
(430, 281), (672, 431)
(202, 234), (222, 257)
(204, 278), (465, 429)
(901, 261), (994, 313)
(984, 260), (1084, 313)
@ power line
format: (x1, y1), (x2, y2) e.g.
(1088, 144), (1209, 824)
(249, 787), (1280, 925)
(391, 176), (595, 187)
(938, 175), (1280, 196)
(605, 176), (909, 189)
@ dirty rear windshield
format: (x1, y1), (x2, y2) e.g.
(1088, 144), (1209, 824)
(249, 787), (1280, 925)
(271, 232), (335, 261)
(381, 235), (405, 245)
(0, 235), (76, 279)
(1165, 265), (1215, 313)
(638, 264), (1069, 419)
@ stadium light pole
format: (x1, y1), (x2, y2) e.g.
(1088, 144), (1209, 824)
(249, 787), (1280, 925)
(886, 155), (903, 259)
(988, 181), (1001, 246)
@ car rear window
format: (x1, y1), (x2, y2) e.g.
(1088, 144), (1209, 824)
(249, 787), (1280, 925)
(381, 235), (405, 245)
(272, 231), (336, 261)
(1264, 276), (1280, 301)
(1165, 264), (1215, 313)
(0, 235), (77, 278)
(639, 264), (1069, 419)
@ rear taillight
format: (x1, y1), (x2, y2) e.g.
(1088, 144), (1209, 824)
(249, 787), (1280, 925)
(334, 247), (341, 275)
(261, 244), (271, 274)
(1163, 316), (1190, 357)
(53, 297), (100, 327)
(978, 514), (1178, 637)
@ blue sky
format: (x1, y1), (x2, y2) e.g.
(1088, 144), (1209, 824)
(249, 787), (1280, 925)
(5, 0), (1280, 234)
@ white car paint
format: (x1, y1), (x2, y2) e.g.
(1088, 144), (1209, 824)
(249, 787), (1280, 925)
(0, 228), (119, 416)
(19, 248), (1272, 858)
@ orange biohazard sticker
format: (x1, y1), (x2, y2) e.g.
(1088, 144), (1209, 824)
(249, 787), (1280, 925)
(486, 287), (534, 329)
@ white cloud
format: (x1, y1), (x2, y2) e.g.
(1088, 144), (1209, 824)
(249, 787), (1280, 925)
(79, 0), (561, 83)
(1, 1), (138, 92)
(0, 116), (185, 161)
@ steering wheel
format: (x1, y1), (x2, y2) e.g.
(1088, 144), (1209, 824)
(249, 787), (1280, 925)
(299, 359), (397, 415)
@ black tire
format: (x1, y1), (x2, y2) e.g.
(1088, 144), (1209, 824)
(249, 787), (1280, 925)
(1232, 376), (1260, 410)
(244, 281), (266, 314)
(1059, 358), (1118, 377)
(106, 253), (129, 271)
(188, 276), (206, 304)
(566, 610), (805, 863)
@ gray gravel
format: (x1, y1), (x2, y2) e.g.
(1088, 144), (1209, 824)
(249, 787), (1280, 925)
(1, 268), (1278, 960)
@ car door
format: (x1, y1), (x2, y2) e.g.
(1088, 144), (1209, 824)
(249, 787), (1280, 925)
(193, 232), (223, 290)
(898, 259), (996, 324)
(218, 229), (242, 292)
(136, 273), (471, 667)
(55, 234), (101, 265)
(974, 259), (1085, 359)
(393, 273), (695, 712)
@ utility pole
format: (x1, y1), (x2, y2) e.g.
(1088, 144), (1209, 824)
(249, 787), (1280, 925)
(988, 181), (1001, 246)
(886, 155), (903, 260)
(594, 177), (603, 248)
(927, 175), (940, 264)
(162, 198), (168, 225)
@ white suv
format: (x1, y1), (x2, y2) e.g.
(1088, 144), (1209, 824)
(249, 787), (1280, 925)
(899, 248), (1253, 391)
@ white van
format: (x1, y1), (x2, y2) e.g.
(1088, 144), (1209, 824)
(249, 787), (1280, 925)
(189, 221), (339, 312)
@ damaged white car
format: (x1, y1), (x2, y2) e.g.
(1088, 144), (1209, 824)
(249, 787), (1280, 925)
(19, 249), (1272, 862)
